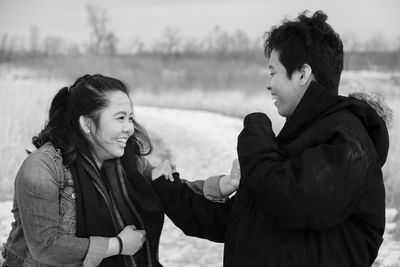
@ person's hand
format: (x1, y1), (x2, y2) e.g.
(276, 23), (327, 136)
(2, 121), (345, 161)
(219, 159), (241, 196)
(229, 158), (241, 188)
(118, 225), (146, 256)
(152, 160), (176, 181)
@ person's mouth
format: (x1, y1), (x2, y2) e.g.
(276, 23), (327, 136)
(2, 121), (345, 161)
(116, 137), (128, 145)
(271, 94), (279, 107)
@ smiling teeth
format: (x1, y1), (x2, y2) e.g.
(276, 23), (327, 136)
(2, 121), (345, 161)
(116, 138), (127, 143)
(271, 95), (277, 100)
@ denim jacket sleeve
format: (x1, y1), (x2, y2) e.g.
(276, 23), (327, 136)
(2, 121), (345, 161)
(15, 150), (108, 267)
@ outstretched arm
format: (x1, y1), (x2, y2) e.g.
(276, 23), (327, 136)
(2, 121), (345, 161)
(151, 161), (230, 242)
(140, 156), (235, 202)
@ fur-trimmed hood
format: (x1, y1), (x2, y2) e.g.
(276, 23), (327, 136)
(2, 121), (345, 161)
(349, 90), (393, 129)
(283, 81), (391, 166)
(336, 89), (392, 166)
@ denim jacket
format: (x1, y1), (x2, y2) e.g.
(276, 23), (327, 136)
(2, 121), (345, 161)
(2, 142), (225, 267)
(2, 143), (109, 267)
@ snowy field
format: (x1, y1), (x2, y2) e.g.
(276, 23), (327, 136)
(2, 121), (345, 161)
(0, 67), (399, 266)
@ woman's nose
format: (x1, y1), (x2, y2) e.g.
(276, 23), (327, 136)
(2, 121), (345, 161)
(123, 120), (135, 135)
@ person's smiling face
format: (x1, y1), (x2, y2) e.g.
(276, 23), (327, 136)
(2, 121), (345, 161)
(88, 90), (135, 162)
(266, 49), (308, 118)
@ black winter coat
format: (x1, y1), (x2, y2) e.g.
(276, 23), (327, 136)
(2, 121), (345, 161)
(152, 81), (389, 267)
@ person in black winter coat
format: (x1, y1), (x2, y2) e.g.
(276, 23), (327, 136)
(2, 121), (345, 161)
(151, 10), (391, 267)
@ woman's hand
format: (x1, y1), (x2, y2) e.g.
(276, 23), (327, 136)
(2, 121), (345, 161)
(118, 225), (146, 256)
(219, 159), (241, 196)
(151, 160), (177, 181)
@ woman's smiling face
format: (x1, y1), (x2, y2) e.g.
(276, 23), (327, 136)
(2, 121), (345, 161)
(87, 90), (135, 163)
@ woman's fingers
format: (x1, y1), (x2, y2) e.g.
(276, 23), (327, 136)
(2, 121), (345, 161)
(152, 160), (168, 180)
(171, 162), (177, 173)
(152, 160), (176, 181)
(168, 162), (177, 181)
(151, 160), (178, 182)
(162, 160), (173, 181)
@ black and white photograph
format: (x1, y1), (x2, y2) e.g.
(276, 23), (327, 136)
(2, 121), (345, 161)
(0, 0), (399, 266)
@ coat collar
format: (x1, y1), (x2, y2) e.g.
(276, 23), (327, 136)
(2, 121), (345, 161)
(277, 81), (336, 145)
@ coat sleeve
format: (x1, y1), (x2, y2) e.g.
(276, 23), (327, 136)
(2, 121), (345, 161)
(16, 151), (108, 267)
(139, 156), (228, 202)
(152, 173), (230, 242)
(237, 113), (370, 230)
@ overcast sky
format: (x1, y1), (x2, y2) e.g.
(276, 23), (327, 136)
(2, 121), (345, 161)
(1, 0), (399, 51)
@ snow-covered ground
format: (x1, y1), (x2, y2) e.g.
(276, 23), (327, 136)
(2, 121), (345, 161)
(1, 106), (399, 266)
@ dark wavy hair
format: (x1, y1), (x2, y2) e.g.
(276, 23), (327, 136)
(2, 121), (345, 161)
(264, 10), (344, 94)
(33, 74), (152, 166)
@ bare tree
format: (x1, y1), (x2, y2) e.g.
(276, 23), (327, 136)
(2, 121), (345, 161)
(86, 5), (118, 55)
(364, 33), (388, 52)
(342, 32), (361, 52)
(215, 31), (231, 53)
(152, 27), (182, 54)
(0, 34), (10, 58)
(232, 30), (250, 52)
(29, 25), (40, 55)
(205, 26), (253, 57)
(396, 35), (400, 70)
(43, 36), (63, 56)
(205, 25), (220, 52)
(129, 37), (145, 54)
(103, 32), (118, 55)
(182, 38), (204, 54)
(0, 34), (16, 61)
(342, 32), (361, 69)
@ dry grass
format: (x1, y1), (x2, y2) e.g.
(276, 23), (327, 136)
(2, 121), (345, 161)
(0, 69), (63, 200)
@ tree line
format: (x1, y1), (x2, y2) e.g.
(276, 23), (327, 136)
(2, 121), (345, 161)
(1, 5), (399, 71)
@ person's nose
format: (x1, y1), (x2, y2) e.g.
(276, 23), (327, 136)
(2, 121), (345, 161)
(123, 120), (135, 136)
(266, 82), (272, 91)
(266, 74), (272, 91)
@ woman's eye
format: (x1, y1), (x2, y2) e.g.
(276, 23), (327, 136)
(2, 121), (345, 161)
(117, 117), (124, 121)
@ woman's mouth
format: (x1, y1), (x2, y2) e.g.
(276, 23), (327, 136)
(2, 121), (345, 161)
(116, 137), (128, 145)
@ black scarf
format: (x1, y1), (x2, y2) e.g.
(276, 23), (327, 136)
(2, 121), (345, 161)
(70, 137), (164, 267)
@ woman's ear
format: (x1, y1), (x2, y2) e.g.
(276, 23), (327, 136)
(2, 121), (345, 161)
(299, 64), (313, 86)
(79, 116), (91, 134)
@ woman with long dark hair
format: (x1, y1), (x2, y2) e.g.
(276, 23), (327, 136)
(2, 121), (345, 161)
(2, 74), (165, 266)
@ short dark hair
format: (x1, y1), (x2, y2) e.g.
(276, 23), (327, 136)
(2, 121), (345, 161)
(33, 74), (152, 165)
(264, 10), (343, 94)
